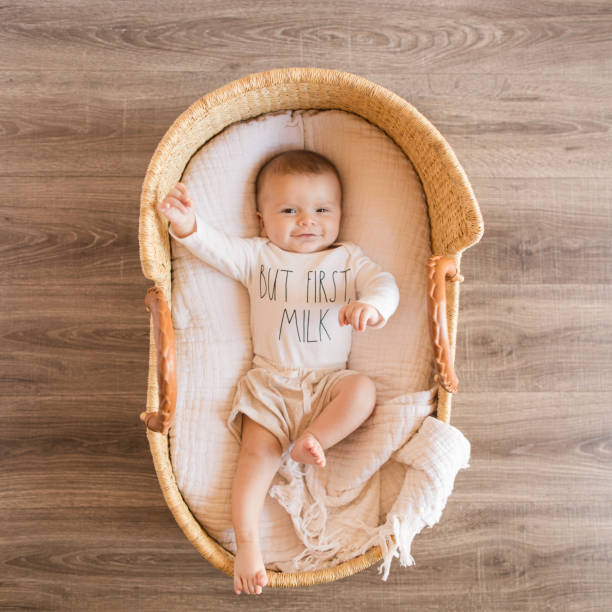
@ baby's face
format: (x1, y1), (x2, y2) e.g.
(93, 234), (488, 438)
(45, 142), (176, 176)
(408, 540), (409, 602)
(257, 171), (342, 253)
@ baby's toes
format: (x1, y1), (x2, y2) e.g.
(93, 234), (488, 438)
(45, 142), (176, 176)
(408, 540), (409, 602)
(256, 569), (268, 588)
(247, 575), (259, 595)
(310, 439), (326, 465)
(304, 438), (316, 453)
(308, 438), (320, 456)
(233, 576), (242, 595)
(241, 576), (251, 595)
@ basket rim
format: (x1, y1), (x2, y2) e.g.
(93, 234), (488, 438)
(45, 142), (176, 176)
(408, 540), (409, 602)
(141, 66), (483, 258)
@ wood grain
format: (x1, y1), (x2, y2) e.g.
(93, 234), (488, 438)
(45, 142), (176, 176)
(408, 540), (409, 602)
(1, 0), (611, 610)
(460, 178), (612, 285)
(0, 181), (149, 285)
(1, 1), (611, 75)
(452, 392), (612, 502)
(455, 284), (612, 392)
(1, 70), (611, 178)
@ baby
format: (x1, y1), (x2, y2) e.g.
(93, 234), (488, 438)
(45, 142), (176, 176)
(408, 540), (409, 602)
(157, 150), (399, 596)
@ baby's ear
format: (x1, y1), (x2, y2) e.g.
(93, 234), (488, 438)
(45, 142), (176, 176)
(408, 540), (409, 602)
(257, 212), (267, 236)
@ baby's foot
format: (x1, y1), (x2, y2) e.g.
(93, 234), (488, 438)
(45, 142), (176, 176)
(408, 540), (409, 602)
(290, 431), (326, 467)
(233, 540), (268, 595)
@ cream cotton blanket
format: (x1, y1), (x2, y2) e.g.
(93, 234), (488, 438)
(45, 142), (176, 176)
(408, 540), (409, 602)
(268, 386), (471, 579)
(168, 108), (470, 579)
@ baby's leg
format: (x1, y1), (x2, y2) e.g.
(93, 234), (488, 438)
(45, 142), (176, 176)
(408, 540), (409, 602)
(291, 374), (376, 466)
(232, 415), (282, 595)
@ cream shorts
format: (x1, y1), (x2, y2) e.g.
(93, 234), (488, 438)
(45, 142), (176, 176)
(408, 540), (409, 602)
(227, 354), (358, 454)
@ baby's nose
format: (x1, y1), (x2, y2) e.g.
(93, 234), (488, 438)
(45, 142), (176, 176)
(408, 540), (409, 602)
(298, 213), (314, 225)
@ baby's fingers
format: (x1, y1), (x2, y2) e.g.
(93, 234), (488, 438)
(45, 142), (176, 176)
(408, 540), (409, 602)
(339, 304), (356, 326)
(175, 182), (189, 196)
(175, 183), (194, 207)
(162, 196), (188, 215)
(163, 184), (192, 208)
(353, 307), (368, 332)
(360, 308), (377, 331)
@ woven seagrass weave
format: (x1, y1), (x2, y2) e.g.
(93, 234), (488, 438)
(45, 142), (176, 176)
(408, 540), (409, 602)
(138, 67), (483, 587)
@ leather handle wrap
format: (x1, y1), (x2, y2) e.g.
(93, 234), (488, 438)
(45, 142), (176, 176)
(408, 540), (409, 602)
(140, 286), (177, 435)
(427, 255), (464, 394)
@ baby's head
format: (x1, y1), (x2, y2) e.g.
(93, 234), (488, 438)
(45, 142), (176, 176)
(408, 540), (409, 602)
(255, 149), (342, 253)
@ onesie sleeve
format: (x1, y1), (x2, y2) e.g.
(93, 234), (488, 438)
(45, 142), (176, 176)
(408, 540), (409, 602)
(349, 245), (400, 329)
(169, 211), (256, 286)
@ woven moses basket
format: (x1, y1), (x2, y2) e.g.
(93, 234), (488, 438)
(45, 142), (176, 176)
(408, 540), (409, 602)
(138, 67), (484, 587)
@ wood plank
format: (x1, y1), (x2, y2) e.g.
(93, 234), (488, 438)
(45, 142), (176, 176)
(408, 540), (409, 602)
(0, 396), (159, 509)
(1, 502), (610, 611)
(1, 1), (611, 76)
(451, 392), (612, 502)
(0, 68), (610, 178)
(455, 284), (612, 392)
(458, 178), (612, 285)
(0, 177), (150, 285)
(0, 70), (167, 176)
(0, 284), (151, 396)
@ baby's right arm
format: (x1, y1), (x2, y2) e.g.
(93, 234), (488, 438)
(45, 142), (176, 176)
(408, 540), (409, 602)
(157, 182), (257, 287)
(157, 183), (197, 238)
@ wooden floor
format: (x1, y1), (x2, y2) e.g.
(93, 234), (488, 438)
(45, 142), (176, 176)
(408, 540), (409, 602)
(2, 1), (611, 610)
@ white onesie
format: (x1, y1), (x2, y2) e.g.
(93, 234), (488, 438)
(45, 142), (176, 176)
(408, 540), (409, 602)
(170, 212), (400, 370)
(170, 212), (400, 450)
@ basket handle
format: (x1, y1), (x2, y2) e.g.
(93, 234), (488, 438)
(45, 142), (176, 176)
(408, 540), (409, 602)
(140, 286), (177, 435)
(427, 255), (463, 394)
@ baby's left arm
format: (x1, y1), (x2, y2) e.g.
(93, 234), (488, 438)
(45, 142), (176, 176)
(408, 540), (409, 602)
(339, 245), (400, 331)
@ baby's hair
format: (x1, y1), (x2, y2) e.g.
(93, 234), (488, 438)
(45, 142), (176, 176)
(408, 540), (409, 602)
(255, 149), (342, 210)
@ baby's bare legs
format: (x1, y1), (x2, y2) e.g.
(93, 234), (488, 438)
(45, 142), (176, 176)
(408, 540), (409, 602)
(290, 374), (376, 466)
(231, 415), (282, 595)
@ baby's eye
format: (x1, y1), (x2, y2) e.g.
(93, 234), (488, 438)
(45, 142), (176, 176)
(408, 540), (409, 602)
(317, 208), (329, 213)
(281, 208), (297, 214)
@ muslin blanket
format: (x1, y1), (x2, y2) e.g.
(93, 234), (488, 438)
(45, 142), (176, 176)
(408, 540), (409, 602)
(168, 108), (470, 579)
(267, 386), (471, 579)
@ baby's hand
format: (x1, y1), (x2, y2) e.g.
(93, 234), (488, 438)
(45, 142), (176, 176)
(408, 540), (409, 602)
(338, 302), (382, 332)
(157, 183), (196, 238)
